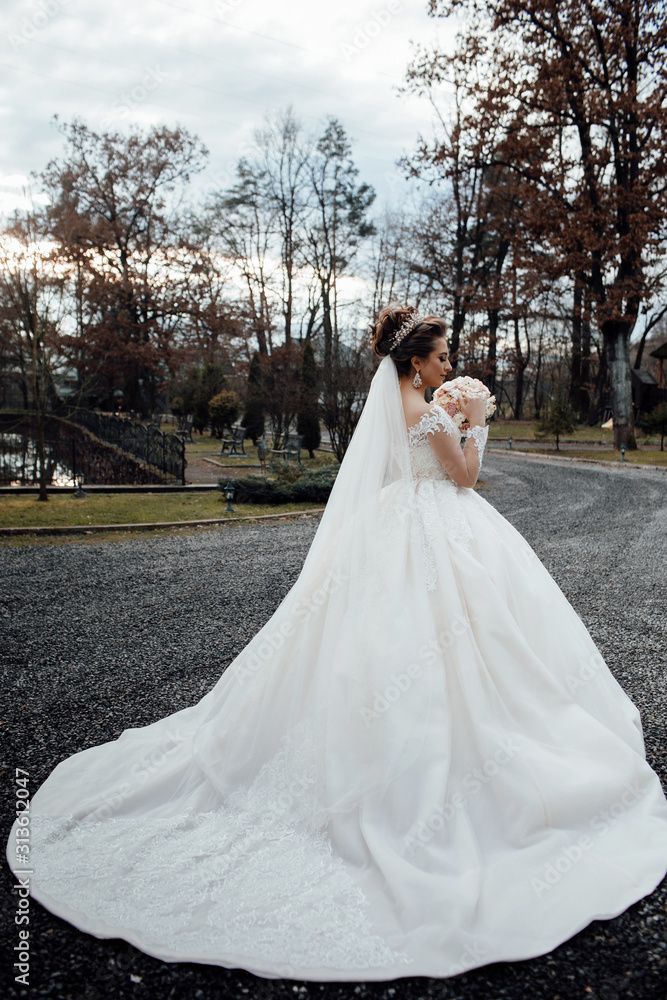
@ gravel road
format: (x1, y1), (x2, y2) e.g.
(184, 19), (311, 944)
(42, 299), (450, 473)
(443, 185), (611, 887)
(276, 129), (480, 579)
(1, 454), (666, 1000)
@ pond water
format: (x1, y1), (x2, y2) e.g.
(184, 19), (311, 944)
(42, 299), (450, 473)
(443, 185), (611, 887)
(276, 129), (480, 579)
(0, 431), (75, 487)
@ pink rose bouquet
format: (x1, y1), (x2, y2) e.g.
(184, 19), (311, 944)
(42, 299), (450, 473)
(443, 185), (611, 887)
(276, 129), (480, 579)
(432, 376), (496, 431)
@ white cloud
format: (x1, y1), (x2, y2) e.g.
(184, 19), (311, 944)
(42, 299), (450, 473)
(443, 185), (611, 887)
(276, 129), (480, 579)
(1, 0), (455, 211)
(0, 172), (49, 214)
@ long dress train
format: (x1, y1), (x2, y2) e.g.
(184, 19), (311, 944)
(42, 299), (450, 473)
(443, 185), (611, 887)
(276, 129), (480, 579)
(7, 356), (667, 982)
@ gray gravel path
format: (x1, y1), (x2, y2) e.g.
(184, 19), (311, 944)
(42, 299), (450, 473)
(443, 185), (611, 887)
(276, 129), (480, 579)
(1, 455), (666, 1000)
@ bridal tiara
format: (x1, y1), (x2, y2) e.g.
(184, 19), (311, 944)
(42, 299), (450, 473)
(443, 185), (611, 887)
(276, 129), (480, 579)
(368, 309), (425, 350)
(388, 312), (424, 351)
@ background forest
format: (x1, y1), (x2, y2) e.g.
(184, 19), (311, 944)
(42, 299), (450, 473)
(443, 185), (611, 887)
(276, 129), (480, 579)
(2, 0), (667, 455)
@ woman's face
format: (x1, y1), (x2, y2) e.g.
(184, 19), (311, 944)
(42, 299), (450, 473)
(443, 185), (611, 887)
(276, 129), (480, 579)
(412, 337), (452, 387)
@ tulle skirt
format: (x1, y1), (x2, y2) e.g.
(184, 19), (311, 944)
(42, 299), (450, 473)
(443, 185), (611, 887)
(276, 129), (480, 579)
(7, 479), (667, 981)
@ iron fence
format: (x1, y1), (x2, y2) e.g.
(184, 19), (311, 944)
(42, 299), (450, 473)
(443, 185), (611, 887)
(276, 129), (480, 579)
(65, 408), (186, 484)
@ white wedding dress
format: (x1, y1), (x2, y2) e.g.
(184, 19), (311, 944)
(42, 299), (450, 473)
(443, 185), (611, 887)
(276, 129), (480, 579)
(7, 356), (667, 983)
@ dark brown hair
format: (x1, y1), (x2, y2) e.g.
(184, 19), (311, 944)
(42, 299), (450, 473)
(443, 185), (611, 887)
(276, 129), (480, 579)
(369, 303), (448, 378)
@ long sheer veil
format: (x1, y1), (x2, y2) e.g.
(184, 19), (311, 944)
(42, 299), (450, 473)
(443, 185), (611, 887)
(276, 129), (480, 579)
(187, 353), (428, 823)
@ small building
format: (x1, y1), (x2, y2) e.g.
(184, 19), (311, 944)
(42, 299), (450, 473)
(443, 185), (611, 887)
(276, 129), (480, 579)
(631, 369), (661, 417)
(633, 341), (667, 422)
(649, 341), (667, 388)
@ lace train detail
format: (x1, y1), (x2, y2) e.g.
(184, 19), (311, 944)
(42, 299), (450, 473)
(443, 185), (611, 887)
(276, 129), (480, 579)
(29, 719), (414, 974)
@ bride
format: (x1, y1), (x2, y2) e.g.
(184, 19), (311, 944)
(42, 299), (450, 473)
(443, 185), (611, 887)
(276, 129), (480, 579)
(8, 304), (667, 983)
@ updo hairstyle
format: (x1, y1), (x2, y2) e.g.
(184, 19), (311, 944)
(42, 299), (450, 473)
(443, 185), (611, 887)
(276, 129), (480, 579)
(369, 303), (448, 378)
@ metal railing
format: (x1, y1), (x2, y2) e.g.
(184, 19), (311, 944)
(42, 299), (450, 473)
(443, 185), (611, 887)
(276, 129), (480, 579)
(65, 408), (186, 484)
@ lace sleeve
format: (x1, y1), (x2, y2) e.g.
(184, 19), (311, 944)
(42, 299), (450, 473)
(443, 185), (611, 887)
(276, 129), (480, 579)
(422, 404), (460, 439)
(464, 425), (489, 468)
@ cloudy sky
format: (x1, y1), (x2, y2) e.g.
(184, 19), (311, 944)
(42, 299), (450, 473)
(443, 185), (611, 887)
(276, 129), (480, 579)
(1, 0), (456, 216)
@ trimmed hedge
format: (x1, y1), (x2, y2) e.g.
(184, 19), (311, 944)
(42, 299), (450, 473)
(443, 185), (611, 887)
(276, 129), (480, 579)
(217, 465), (339, 504)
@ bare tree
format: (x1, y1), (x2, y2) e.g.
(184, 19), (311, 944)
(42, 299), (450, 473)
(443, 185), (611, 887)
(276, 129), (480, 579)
(321, 339), (373, 461)
(0, 209), (67, 499)
(301, 118), (376, 400)
(42, 118), (208, 415)
(253, 107), (312, 344)
(206, 158), (277, 357)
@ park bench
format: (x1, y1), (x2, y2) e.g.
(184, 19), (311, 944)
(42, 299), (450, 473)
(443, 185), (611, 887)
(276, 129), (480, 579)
(270, 433), (304, 464)
(176, 415), (194, 443)
(149, 413), (162, 429)
(220, 425), (247, 456)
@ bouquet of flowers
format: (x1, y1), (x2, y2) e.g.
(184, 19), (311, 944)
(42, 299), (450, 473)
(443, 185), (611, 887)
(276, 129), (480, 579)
(432, 376), (496, 431)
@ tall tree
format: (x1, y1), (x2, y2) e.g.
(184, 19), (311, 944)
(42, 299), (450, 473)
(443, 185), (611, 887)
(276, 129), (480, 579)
(296, 338), (321, 458)
(367, 208), (417, 322)
(262, 341), (301, 450)
(176, 226), (242, 369)
(252, 107), (312, 344)
(42, 119), (208, 415)
(507, 253), (533, 419)
(402, 48), (531, 381)
(242, 350), (265, 444)
(432, 0), (667, 448)
(321, 340), (372, 461)
(0, 209), (67, 499)
(302, 118), (376, 401)
(206, 158), (276, 357)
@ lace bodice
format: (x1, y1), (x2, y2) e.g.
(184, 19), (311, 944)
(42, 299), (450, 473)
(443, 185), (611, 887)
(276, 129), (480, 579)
(406, 404), (488, 481)
(385, 404), (490, 589)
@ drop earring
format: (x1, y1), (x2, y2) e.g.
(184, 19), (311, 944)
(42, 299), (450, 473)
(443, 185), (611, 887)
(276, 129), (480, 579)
(413, 368), (422, 388)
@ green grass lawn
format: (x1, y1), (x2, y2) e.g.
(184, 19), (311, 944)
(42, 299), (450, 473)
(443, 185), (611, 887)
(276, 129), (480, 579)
(167, 419), (664, 455)
(507, 447), (667, 466)
(489, 418), (614, 444)
(0, 492), (326, 529)
(167, 430), (339, 469)
(486, 419), (619, 442)
(487, 418), (665, 454)
(488, 418), (663, 442)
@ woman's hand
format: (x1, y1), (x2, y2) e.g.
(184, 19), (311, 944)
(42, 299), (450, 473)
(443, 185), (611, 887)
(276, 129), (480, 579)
(460, 396), (486, 426)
